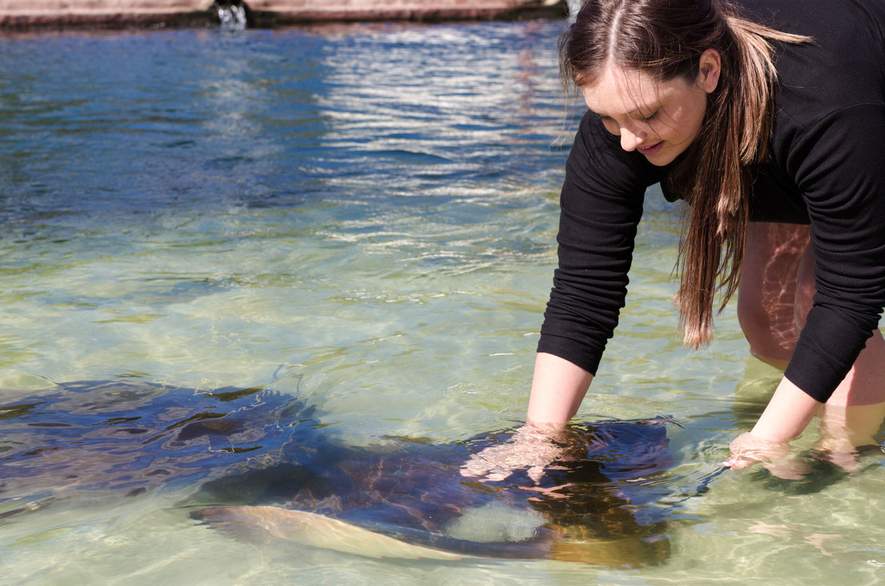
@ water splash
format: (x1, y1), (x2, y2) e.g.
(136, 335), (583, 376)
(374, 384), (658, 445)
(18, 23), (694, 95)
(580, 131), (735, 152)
(215, 1), (247, 31)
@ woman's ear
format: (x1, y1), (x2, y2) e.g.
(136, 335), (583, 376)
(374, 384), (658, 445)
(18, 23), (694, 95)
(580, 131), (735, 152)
(697, 48), (722, 93)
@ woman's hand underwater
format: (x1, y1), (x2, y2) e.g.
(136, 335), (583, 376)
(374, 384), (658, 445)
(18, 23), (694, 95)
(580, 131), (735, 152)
(459, 424), (568, 484)
(726, 432), (809, 480)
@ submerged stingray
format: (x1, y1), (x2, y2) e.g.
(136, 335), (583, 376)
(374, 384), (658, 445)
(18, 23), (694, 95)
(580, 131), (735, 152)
(0, 380), (697, 566)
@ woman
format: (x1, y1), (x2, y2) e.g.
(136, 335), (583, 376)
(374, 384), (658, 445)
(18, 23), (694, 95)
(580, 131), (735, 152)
(463, 0), (885, 480)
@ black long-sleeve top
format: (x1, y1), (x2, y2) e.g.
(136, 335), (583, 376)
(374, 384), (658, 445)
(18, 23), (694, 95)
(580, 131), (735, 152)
(538, 0), (885, 402)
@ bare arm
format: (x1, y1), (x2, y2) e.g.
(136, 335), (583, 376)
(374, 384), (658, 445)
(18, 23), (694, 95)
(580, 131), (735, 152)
(526, 352), (593, 429)
(750, 377), (820, 442)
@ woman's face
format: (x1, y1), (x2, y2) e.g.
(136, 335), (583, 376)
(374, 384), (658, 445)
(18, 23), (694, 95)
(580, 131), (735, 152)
(580, 50), (721, 166)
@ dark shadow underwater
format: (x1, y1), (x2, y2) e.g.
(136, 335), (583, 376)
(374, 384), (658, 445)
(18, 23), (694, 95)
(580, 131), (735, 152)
(0, 379), (729, 566)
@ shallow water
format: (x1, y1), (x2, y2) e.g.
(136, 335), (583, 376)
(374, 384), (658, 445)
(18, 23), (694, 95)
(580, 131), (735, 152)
(1, 21), (883, 585)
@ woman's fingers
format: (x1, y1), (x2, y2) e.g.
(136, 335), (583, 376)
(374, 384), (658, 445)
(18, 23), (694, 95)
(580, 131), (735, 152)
(729, 431), (789, 459)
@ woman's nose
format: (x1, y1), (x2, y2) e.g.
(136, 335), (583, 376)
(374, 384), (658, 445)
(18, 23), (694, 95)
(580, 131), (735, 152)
(619, 126), (645, 152)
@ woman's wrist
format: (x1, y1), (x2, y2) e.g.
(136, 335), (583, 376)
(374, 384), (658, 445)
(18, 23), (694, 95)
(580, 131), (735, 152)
(749, 376), (822, 442)
(525, 352), (593, 428)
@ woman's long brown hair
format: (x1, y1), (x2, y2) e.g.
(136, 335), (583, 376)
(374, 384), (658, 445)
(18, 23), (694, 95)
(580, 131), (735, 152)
(560, 0), (810, 348)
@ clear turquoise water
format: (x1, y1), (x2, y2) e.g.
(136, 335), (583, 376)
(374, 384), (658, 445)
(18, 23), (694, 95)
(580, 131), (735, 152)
(1, 21), (883, 584)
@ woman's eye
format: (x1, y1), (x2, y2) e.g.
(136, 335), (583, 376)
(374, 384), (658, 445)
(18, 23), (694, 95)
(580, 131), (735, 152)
(600, 118), (619, 134)
(600, 117), (619, 134)
(641, 111), (658, 122)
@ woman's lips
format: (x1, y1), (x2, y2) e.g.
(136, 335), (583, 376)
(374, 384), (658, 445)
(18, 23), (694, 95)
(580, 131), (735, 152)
(638, 142), (663, 154)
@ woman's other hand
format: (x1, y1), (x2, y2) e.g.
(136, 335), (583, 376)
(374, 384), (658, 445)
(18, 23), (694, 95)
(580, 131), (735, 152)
(725, 431), (809, 480)
(727, 375), (819, 479)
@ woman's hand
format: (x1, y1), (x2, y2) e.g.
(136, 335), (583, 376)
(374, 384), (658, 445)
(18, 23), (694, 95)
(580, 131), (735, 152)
(459, 353), (595, 484)
(726, 431), (809, 480)
(459, 424), (566, 484)
(726, 377), (820, 479)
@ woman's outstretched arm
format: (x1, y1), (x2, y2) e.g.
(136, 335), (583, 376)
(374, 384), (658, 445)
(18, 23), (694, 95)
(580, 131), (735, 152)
(526, 353), (593, 429)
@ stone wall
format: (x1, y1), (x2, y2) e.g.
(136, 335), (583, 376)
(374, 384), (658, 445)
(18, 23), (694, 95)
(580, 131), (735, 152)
(0, 0), (566, 29)
(0, 0), (213, 28)
(247, 0), (565, 25)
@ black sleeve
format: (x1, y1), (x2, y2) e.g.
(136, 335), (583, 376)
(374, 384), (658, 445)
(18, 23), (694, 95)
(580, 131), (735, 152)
(784, 104), (885, 402)
(537, 111), (663, 375)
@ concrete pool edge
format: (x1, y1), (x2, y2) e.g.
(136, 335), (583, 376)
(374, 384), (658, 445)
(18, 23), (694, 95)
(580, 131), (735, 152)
(0, 0), (568, 31)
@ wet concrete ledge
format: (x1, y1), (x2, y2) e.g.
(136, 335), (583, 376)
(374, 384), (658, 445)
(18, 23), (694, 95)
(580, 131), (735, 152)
(0, 0), (568, 30)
